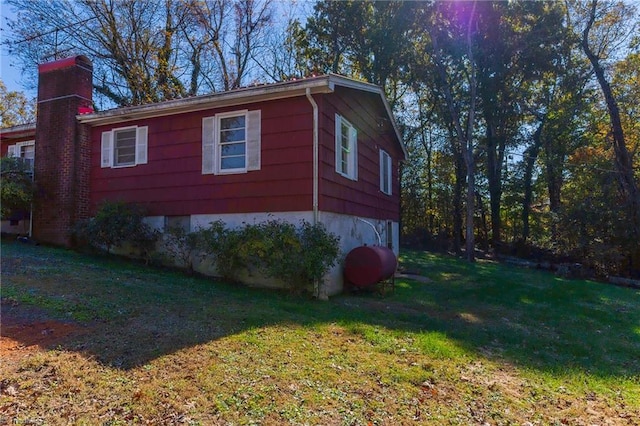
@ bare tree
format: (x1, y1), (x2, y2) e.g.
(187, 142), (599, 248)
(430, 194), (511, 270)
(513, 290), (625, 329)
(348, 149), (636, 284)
(185, 0), (272, 92)
(3, 0), (274, 106)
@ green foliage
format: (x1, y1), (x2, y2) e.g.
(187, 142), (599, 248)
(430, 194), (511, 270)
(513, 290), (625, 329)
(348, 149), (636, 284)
(73, 201), (159, 258)
(0, 156), (36, 219)
(0, 79), (36, 126)
(193, 219), (340, 292)
(159, 225), (199, 272)
(554, 147), (634, 276)
(297, 220), (341, 286)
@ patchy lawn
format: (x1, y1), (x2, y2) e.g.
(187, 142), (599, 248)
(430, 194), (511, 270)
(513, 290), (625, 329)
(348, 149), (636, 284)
(1, 240), (639, 425)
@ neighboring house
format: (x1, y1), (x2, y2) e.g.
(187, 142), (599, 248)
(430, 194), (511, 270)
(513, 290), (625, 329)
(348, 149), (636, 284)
(0, 55), (406, 296)
(0, 123), (36, 235)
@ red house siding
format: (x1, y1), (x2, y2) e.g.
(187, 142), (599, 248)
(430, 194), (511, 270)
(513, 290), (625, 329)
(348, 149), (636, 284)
(90, 97), (315, 216)
(318, 87), (402, 221)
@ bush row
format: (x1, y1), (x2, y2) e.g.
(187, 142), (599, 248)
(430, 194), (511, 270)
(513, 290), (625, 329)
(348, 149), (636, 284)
(74, 201), (341, 294)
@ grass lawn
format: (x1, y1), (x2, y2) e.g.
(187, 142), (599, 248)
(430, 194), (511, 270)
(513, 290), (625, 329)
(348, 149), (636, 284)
(1, 240), (639, 425)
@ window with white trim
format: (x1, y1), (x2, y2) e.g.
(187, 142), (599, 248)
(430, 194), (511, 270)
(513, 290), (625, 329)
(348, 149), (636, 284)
(379, 149), (392, 195)
(101, 125), (148, 168)
(202, 109), (261, 175)
(7, 141), (35, 171)
(335, 114), (357, 180)
(219, 113), (247, 171)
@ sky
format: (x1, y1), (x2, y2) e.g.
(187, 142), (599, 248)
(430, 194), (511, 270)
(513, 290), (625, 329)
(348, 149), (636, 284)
(0, 1), (34, 97)
(0, 0), (312, 100)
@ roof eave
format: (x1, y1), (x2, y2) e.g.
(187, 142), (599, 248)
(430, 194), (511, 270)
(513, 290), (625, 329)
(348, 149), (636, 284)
(77, 77), (335, 126)
(0, 123), (37, 141)
(75, 73), (408, 159)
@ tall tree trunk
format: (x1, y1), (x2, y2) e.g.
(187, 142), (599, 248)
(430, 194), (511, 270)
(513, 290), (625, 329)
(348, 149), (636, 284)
(544, 136), (564, 242)
(581, 0), (640, 267)
(428, 1), (478, 261)
(485, 124), (506, 249)
(425, 131), (434, 235)
(453, 148), (465, 255)
(477, 191), (490, 251)
(522, 121), (544, 242)
(464, 149), (476, 261)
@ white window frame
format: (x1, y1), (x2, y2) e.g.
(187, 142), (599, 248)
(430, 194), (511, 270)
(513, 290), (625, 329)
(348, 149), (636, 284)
(217, 110), (248, 174)
(7, 140), (35, 157)
(335, 114), (358, 181)
(202, 109), (261, 175)
(7, 140), (35, 170)
(379, 149), (392, 195)
(101, 125), (148, 168)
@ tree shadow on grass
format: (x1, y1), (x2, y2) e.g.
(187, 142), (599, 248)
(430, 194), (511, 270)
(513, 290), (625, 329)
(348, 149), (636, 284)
(2, 241), (639, 379)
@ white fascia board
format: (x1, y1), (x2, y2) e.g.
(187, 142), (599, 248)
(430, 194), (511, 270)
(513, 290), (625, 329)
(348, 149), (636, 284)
(77, 77), (335, 126)
(0, 122), (37, 140)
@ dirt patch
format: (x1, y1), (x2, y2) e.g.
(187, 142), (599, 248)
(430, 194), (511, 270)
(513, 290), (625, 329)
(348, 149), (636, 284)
(0, 299), (85, 360)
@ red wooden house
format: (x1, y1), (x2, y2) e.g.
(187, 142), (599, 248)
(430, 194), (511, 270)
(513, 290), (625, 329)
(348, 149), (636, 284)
(1, 55), (405, 296)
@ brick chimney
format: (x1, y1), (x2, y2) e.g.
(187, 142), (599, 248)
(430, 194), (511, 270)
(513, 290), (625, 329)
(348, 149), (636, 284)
(33, 55), (93, 246)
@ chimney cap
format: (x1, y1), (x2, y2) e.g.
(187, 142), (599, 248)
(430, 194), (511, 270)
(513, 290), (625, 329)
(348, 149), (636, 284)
(38, 55), (92, 74)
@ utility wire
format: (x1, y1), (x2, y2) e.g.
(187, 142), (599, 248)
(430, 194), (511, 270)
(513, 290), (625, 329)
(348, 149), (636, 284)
(6, 16), (98, 45)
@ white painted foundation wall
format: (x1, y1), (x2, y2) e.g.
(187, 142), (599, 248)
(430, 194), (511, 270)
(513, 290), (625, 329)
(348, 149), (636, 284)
(145, 211), (399, 297)
(1, 219), (31, 236)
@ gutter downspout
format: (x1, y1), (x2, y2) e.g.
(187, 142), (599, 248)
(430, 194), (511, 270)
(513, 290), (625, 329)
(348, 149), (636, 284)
(305, 88), (319, 225)
(306, 88), (326, 299)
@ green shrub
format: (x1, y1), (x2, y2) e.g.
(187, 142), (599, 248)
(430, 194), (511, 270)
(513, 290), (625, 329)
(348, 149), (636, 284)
(193, 220), (241, 278)
(193, 219), (340, 293)
(0, 156), (36, 220)
(297, 220), (341, 286)
(73, 201), (159, 259)
(159, 225), (199, 272)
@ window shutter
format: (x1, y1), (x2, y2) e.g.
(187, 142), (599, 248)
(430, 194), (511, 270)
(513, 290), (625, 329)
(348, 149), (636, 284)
(334, 114), (341, 173)
(202, 116), (216, 175)
(246, 110), (261, 171)
(387, 155), (392, 195)
(7, 145), (17, 157)
(101, 131), (113, 168)
(351, 127), (358, 181)
(379, 150), (384, 191)
(136, 126), (148, 165)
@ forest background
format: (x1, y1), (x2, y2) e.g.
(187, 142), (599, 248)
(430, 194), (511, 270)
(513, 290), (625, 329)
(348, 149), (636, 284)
(1, 0), (639, 277)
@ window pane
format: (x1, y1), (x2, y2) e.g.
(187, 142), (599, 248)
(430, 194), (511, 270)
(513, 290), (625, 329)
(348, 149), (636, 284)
(218, 114), (246, 171)
(115, 129), (136, 165)
(341, 127), (350, 151)
(381, 151), (391, 194)
(221, 142), (246, 156)
(336, 117), (357, 179)
(221, 116), (246, 130)
(21, 145), (35, 159)
(221, 156), (245, 169)
(117, 152), (136, 165)
(341, 150), (349, 174)
(220, 129), (245, 143)
(116, 129), (136, 143)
